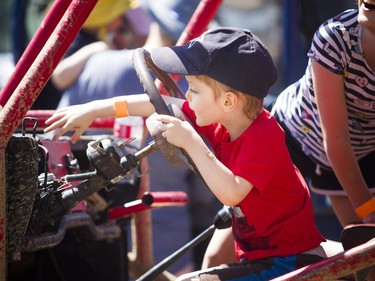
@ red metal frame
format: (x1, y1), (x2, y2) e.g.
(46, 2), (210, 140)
(177, 0), (222, 45)
(271, 239), (375, 280)
(24, 110), (116, 131)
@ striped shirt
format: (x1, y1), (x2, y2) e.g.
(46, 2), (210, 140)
(272, 9), (375, 170)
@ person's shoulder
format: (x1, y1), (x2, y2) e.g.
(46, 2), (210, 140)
(248, 109), (283, 137)
(256, 109), (277, 125)
(239, 110), (285, 156)
(86, 49), (134, 69)
(94, 48), (133, 60)
(319, 9), (358, 33)
(334, 9), (358, 20)
(312, 9), (359, 49)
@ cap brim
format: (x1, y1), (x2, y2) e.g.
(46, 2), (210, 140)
(150, 46), (201, 75)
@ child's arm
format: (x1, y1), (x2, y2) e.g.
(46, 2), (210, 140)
(44, 94), (185, 143)
(157, 115), (253, 206)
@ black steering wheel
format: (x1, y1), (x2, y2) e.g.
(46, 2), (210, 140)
(132, 48), (200, 175)
(132, 48), (186, 113)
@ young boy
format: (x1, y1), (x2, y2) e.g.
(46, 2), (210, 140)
(45, 27), (326, 280)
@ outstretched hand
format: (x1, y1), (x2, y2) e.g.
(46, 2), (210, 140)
(44, 104), (97, 143)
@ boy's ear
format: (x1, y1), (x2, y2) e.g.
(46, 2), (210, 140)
(223, 91), (237, 112)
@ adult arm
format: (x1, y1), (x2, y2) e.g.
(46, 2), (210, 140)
(311, 60), (374, 221)
(52, 41), (109, 90)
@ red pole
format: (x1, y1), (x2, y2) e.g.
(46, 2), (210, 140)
(142, 191), (187, 207)
(177, 0), (223, 46)
(0, 0), (73, 107)
(108, 192), (188, 220)
(24, 110), (116, 131)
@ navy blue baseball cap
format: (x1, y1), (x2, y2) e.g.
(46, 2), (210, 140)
(150, 27), (278, 98)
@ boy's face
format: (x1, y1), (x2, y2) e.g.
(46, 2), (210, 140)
(185, 76), (224, 126)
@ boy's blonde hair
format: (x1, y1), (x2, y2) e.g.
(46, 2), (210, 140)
(196, 75), (263, 120)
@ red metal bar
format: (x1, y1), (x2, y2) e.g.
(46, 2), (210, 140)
(23, 110), (116, 130)
(108, 191), (187, 220)
(0, 0), (98, 149)
(177, 0), (223, 46)
(142, 191), (187, 207)
(0, 0), (73, 107)
(108, 199), (151, 219)
(271, 239), (375, 280)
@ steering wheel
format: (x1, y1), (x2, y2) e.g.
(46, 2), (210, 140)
(132, 48), (200, 175)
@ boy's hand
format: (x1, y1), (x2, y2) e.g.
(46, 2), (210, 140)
(157, 114), (198, 150)
(44, 104), (96, 143)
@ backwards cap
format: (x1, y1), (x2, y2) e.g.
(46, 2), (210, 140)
(150, 27), (278, 98)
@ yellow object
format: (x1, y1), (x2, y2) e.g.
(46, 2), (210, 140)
(355, 197), (375, 219)
(83, 0), (138, 29)
(114, 100), (129, 118)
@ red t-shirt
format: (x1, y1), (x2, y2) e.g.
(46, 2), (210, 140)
(182, 102), (325, 260)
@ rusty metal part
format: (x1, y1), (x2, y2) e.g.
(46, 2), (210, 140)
(25, 212), (121, 252)
(5, 136), (39, 253)
(0, 149), (6, 278)
(0, 1), (99, 273)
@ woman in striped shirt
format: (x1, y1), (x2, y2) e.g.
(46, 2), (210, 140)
(272, 1), (375, 228)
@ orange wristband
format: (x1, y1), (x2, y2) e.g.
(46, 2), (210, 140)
(355, 198), (375, 219)
(114, 100), (128, 118)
